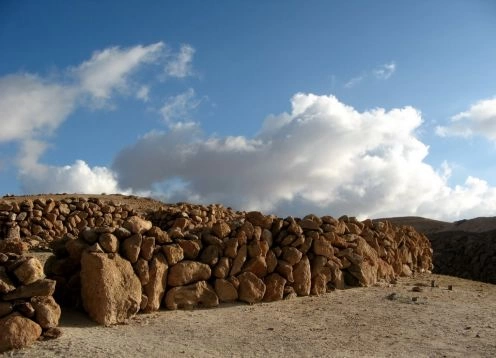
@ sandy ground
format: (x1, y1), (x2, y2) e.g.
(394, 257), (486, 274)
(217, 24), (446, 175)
(2, 273), (495, 358)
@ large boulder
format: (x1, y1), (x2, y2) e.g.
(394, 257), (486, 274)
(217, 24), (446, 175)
(14, 257), (45, 285)
(214, 279), (238, 302)
(2, 279), (56, 301)
(167, 261), (211, 287)
(263, 273), (286, 302)
(0, 313), (42, 352)
(31, 296), (61, 329)
(143, 253), (168, 312)
(80, 252), (141, 325)
(293, 255), (311, 296)
(165, 281), (219, 310)
(238, 272), (266, 304)
(123, 216), (153, 234)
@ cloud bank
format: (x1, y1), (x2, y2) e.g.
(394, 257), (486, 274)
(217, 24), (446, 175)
(436, 97), (496, 141)
(0, 42), (196, 194)
(113, 93), (496, 220)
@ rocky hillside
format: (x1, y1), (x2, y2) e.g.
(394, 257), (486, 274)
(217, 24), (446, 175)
(382, 216), (496, 284)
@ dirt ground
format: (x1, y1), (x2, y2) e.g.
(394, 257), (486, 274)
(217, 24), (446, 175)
(2, 273), (495, 358)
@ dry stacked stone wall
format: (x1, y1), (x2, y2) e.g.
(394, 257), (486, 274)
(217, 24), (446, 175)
(0, 197), (433, 327)
(0, 253), (61, 352)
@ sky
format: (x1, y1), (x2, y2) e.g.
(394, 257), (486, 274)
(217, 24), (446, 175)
(1, 0), (496, 220)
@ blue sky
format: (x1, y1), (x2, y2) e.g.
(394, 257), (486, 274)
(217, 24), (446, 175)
(1, 0), (496, 220)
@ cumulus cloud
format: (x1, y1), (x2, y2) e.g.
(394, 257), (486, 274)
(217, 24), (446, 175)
(373, 62), (396, 79)
(18, 159), (124, 195)
(0, 41), (195, 194)
(0, 74), (77, 142)
(163, 44), (195, 78)
(160, 88), (201, 126)
(113, 93), (496, 220)
(436, 97), (496, 141)
(74, 42), (164, 105)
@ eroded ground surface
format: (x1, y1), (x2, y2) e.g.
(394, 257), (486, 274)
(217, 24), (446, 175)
(2, 273), (495, 358)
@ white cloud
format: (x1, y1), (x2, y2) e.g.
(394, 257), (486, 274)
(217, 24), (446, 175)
(160, 88), (201, 126)
(19, 159), (125, 195)
(0, 74), (77, 142)
(74, 42), (164, 105)
(373, 62), (396, 79)
(0, 41), (197, 195)
(344, 75), (364, 89)
(136, 85), (150, 102)
(344, 61), (396, 89)
(436, 97), (496, 141)
(163, 44), (195, 78)
(113, 93), (496, 220)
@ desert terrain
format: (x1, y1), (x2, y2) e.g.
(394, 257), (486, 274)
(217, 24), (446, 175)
(3, 273), (495, 358)
(1, 194), (495, 357)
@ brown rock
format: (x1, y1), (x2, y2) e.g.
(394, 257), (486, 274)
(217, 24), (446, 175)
(14, 257), (45, 285)
(66, 239), (90, 261)
(276, 260), (294, 283)
(0, 239), (28, 254)
(200, 244), (220, 266)
(213, 257), (230, 279)
(123, 216), (153, 234)
(242, 256), (267, 278)
(311, 268), (332, 295)
(0, 266), (15, 294)
(281, 247), (303, 265)
(41, 327), (62, 340)
(248, 240), (269, 258)
(211, 221), (231, 239)
(263, 273), (286, 302)
(134, 258), (150, 285)
(238, 272), (266, 304)
(284, 286), (298, 300)
(80, 252), (141, 325)
(266, 250), (278, 273)
(165, 281), (219, 310)
(13, 302), (35, 318)
(230, 244), (247, 276)
(176, 239), (201, 259)
(143, 253), (168, 312)
(227, 276), (240, 290)
(172, 217), (190, 230)
(312, 235), (334, 258)
(245, 211), (273, 229)
(214, 278), (238, 302)
(147, 226), (171, 244)
(0, 313), (42, 352)
(140, 236), (155, 261)
(122, 233), (142, 263)
(299, 219), (322, 231)
(3, 279), (56, 301)
(224, 238), (239, 258)
(162, 244), (184, 265)
(168, 261), (211, 287)
(99, 233), (119, 253)
(81, 228), (98, 244)
(31, 296), (61, 329)
(293, 255), (311, 296)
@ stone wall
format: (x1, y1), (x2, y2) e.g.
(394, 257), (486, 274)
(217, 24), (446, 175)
(39, 201), (432, 326)
(0, 197), (140, 252)
(0, 197), (433, 327)
(0, 253), (61, 352)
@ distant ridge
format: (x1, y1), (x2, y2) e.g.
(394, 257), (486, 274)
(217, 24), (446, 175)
(376, 215), (496, 235)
